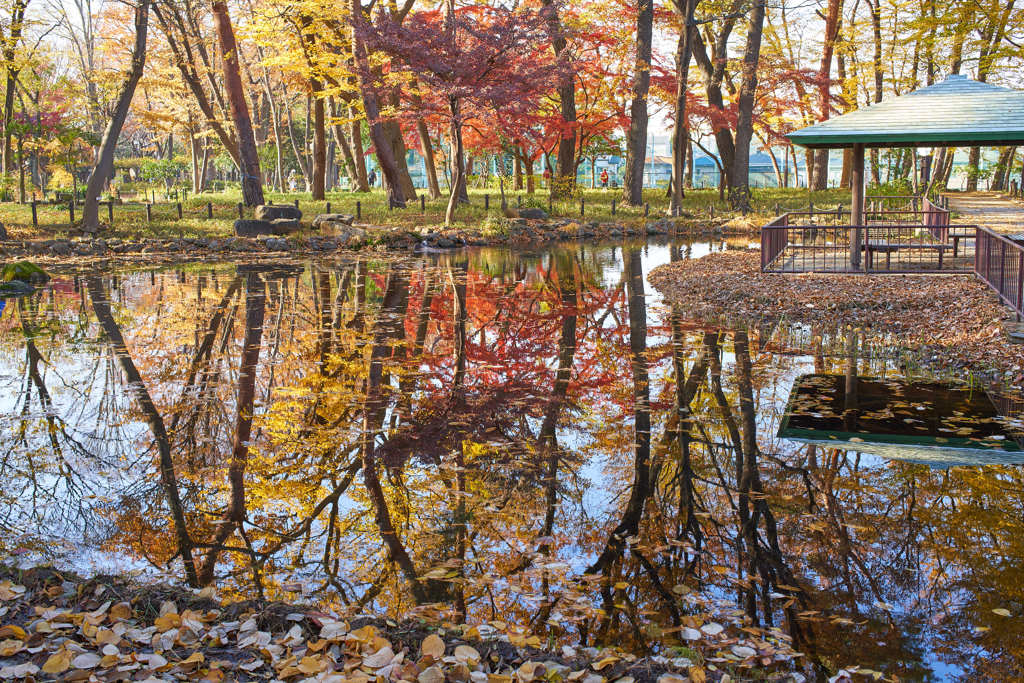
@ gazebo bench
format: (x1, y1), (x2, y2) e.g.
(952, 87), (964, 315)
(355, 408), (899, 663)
(865, 239), (951, 270)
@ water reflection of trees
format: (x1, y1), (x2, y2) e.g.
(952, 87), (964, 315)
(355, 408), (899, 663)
(1, 247), (1023, 679)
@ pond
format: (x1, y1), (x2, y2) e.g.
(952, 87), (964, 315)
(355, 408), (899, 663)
(2, 237), (1023, 681)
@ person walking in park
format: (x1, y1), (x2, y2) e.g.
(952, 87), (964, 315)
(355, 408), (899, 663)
(368, 169), (378, 187)
(600, 169), (609, 188)
(542, 167), (551, 189)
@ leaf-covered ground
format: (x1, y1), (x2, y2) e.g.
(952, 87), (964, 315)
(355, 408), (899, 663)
(0, 568), (811, 682)
(648, 249), (1024, 389)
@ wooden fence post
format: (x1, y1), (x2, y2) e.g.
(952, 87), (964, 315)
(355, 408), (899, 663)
(485, 194), (490, 210)
(207, 201), (213, 218)
(177, 202), (183, 219)
(580, 197), (585, 217)
(31, 200), (37, 228)
(326, 201), (331, 214)
(420, 195), (425, 213)
(69, 199), (75, 224)
(644, 202), (649, 217)
(611, 198), (616, 216)
(107, 201), (114, 223)
(237, 202), (243, 219)
(145, 203), (152, 222)
(356, 201), (361, 220)
(294, 198), (300, 209)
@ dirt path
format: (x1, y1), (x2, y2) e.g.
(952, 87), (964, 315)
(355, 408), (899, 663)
(947, 191), (1024, 234)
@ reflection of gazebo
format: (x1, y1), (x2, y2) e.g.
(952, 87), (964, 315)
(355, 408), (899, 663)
(761, 76), (1024, 315)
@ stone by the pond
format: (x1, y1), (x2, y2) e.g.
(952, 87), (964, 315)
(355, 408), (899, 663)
(263, 237), (290, 251)
(2, 260), (49, 284)
(255, 204), (303, 222)
(517, 207), (549, 220)
(0, 279), (34, 296)
(234, 219), (276, 237)
(313, 213), (355, 229)
(336, 226), (368, 246)
(269, 218), (301, 234)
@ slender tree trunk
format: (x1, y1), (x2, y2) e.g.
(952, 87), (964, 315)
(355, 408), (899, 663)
(622, 0), (654, 206)
(445, 98), (465, 225)
(415, 117), (441, 198)
(669, 0), (696, 216)
(349, 110), (369, 191)
(311, 80), (326, 199)
(81, 0), (150, 231)
(328, 97), (360, 188)
(811, 0), (843, 191)
(211, 0), (265, 206)
(729, 0), (764, 212)
(1, 0), (28, 177)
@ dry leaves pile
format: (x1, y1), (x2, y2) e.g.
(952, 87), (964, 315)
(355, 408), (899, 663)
(649, 250), (1024, 388)
(0, 569), (808, 683)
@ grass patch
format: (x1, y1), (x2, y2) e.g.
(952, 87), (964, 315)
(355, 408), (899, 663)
(0, 186), (850, 241)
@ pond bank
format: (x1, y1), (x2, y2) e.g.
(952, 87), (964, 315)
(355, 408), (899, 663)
(648, 249), (1024, 390)
(0, 567), (798, 682)
(0, 216), (752, 264)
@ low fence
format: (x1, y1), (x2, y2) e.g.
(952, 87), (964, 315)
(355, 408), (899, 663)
(759, 196), (1024, 319)
(761, 222), (977, 273)
(976, 229), (1024, 318)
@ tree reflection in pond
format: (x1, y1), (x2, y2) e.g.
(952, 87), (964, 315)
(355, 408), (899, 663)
(1, 239), (1023, 680)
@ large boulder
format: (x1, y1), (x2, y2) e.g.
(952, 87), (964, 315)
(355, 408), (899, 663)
(313, 213), (355, 230)
(234, 219), (275, 237)
(517, 207), (548, 220)
(255, 204), (302, 222)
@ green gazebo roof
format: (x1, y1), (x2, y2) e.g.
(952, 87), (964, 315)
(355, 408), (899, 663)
(787, 75), (1024, 149)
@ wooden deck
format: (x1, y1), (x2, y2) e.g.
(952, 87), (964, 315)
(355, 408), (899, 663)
(771, 244), (974, 273)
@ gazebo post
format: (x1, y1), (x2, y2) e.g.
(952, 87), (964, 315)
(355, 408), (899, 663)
(850, 143), (865, 268)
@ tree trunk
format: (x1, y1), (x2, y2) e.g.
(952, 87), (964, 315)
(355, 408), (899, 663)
(622, 0), (653, 206)
(349, 110), (369, 191)
(669, 0), (696, 216)
(729, 0), (764, 212)
(966, 146), (980, 191)
(415, 117), (441, 199)
(445, 98), (465, 225)
(1, 0), (28, 177)
(311, 80), (326, 200)
(350, 3), (405, 207)
(81, 0), (150, 231)
(328, 97), (360, 189)
(811, 0), (843, 191)
(211, 0), (264, 206)
(541, 0), (576, 196)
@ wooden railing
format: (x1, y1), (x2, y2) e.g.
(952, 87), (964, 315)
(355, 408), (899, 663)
(976, 229), (1024, 318)
(761, 213), (789, 270)
(923, 197), (951, 243)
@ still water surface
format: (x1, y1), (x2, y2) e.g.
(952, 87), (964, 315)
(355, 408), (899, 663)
(2, 238), (1023, 681)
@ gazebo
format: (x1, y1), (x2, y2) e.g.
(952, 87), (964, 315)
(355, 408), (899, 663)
(765, 75), (1024, 276)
